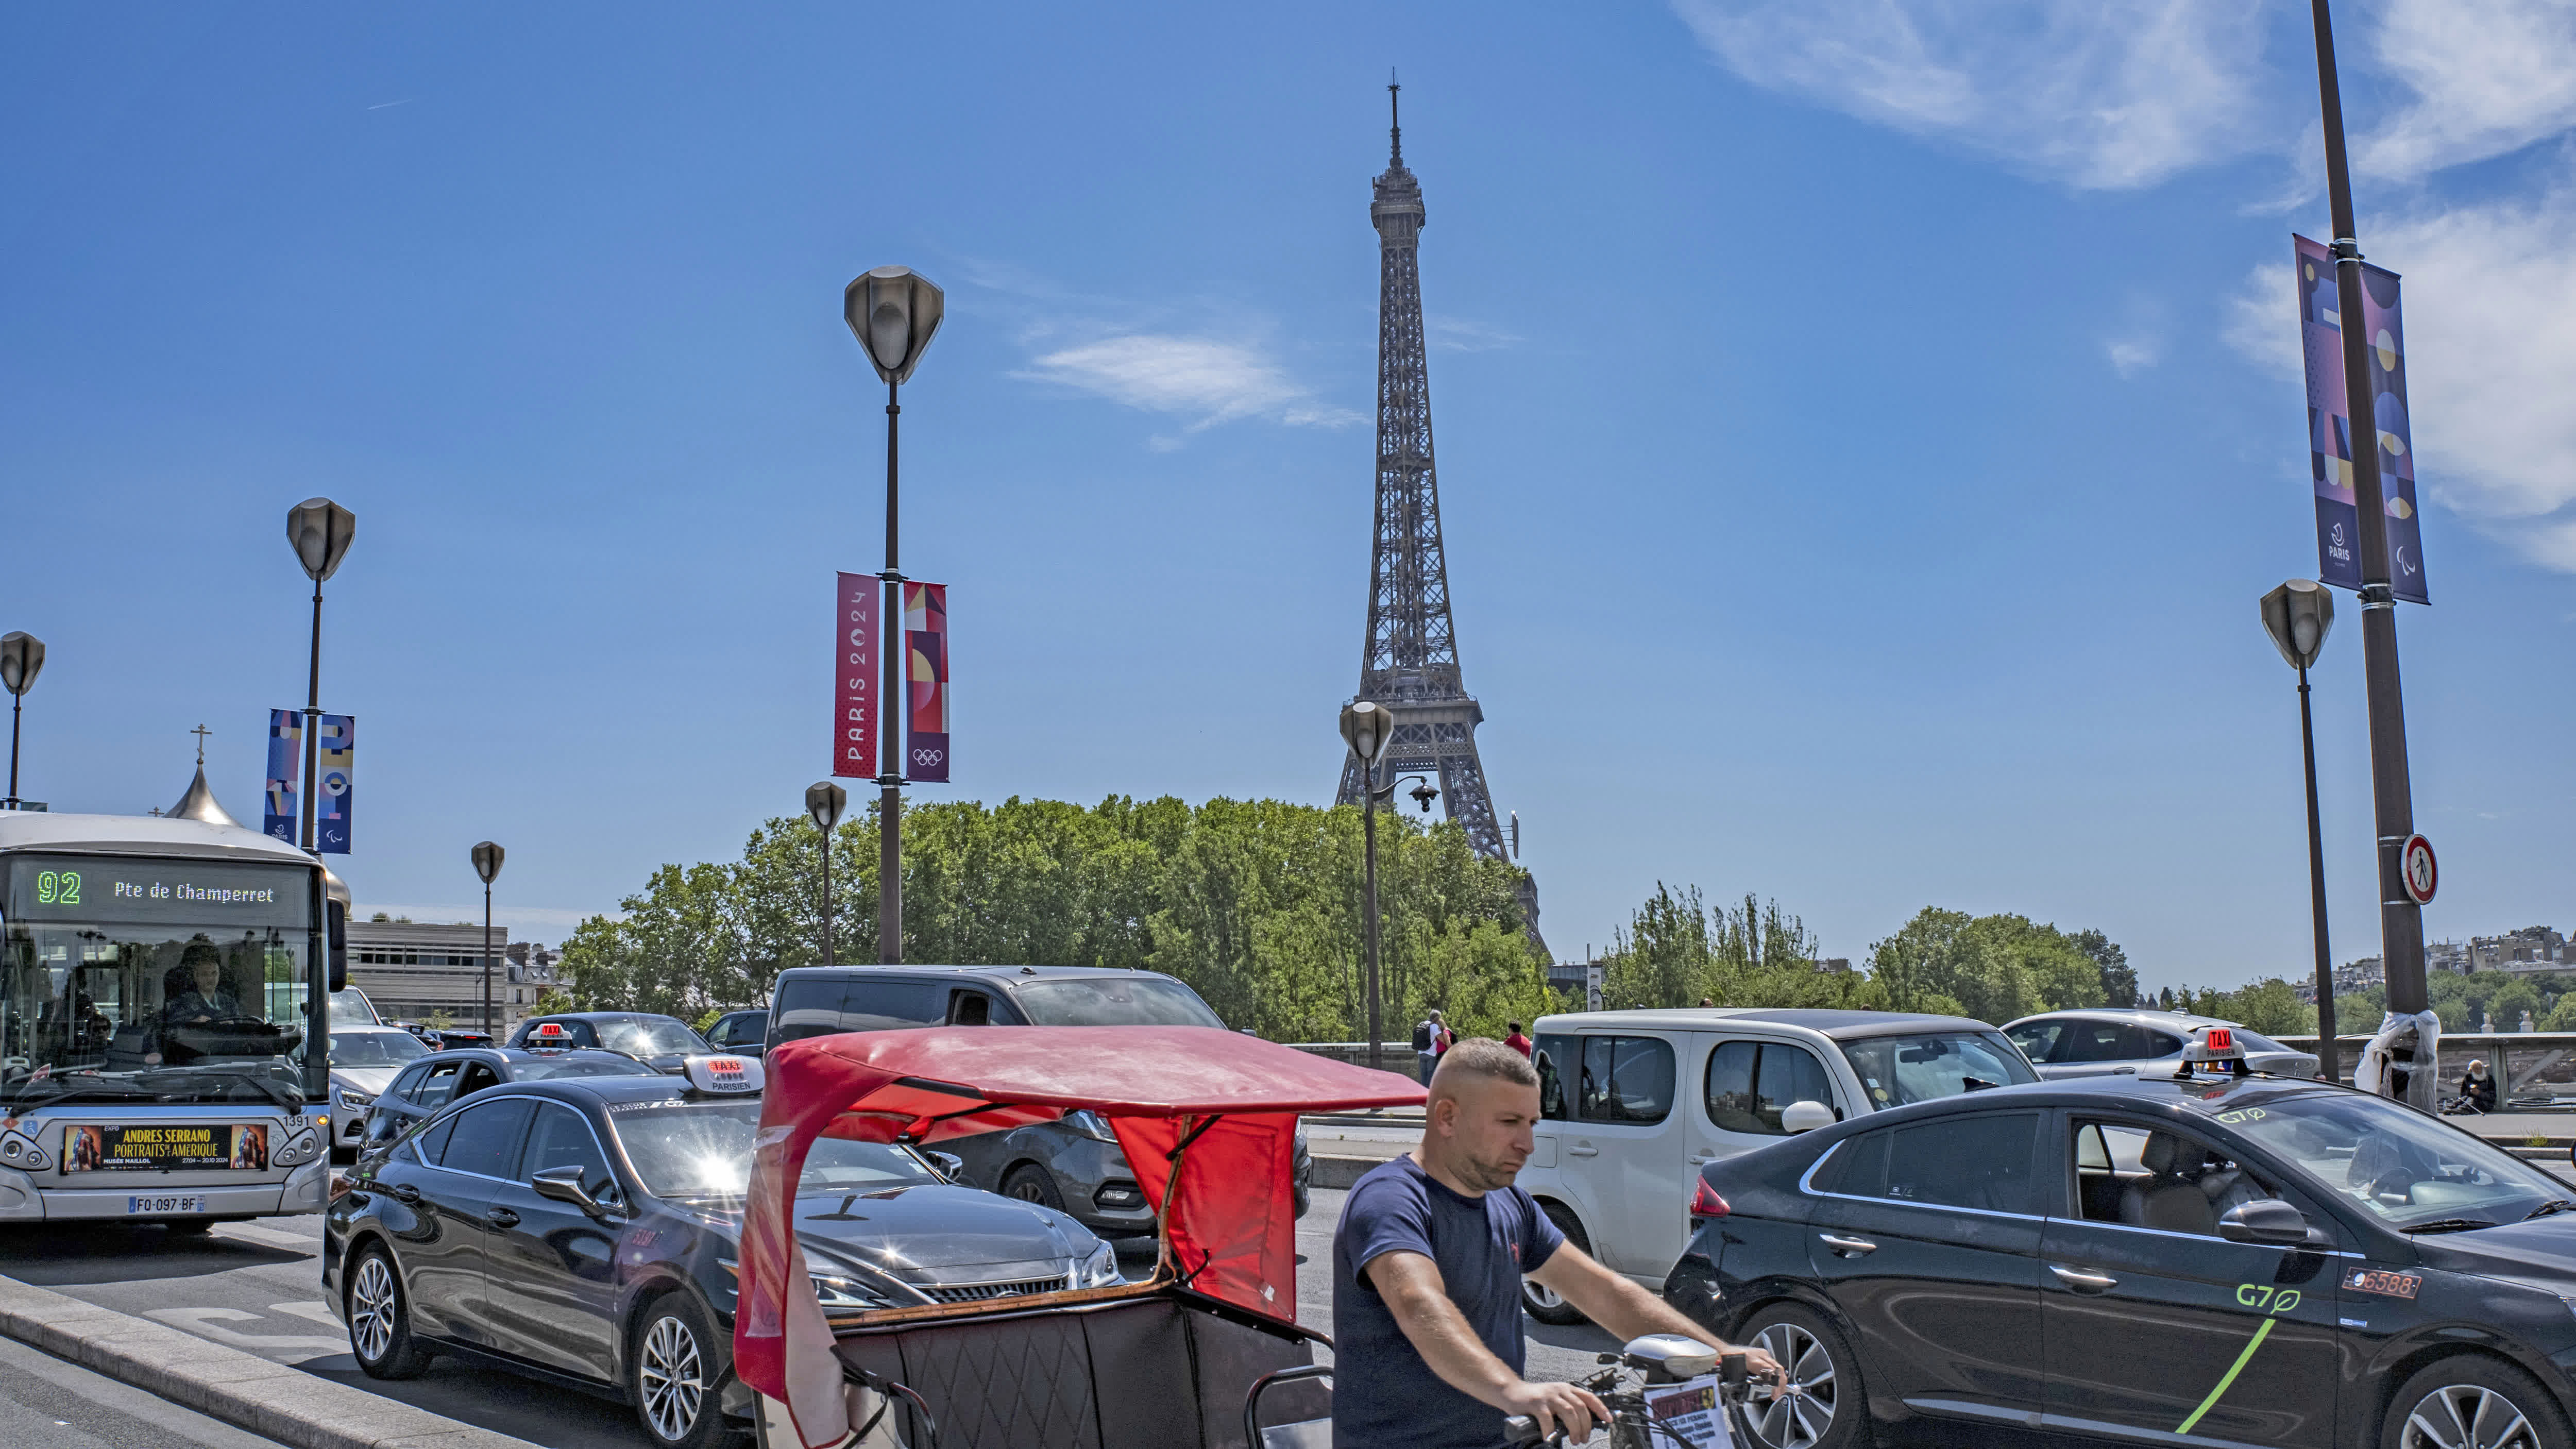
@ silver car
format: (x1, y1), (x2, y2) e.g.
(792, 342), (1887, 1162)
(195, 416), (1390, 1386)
(310, 1025), (434, 1160)
(2002, 1008), (2320, 1080)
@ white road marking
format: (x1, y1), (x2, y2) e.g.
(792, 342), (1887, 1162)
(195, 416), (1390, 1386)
(269, 1301), (344, 1330)
(141, 1307), (349, 1356)
(215, 1223), (320, 1251)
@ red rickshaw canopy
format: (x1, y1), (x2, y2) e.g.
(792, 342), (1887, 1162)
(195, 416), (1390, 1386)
(734, 1026), (1422, 1449)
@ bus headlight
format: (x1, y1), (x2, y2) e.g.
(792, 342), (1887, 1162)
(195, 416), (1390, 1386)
(274, 1132), (323, 1167)
(0, 1132), (50, 1172)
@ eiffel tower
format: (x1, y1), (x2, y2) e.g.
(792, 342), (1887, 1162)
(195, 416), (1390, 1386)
(1334, 83), (1544, 951)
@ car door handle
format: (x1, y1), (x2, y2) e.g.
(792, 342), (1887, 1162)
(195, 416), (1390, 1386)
(1817, 1234), (1877, 1257)
(388, 1184), (420, 1205)
(1688, 1153), (1715, 1165)
(1567, 1144), (1600, 1157)
(486, 1207), (519, 1228)
(2050, 1264), (2119, 1292)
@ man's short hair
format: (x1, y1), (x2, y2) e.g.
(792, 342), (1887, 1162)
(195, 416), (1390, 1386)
(180, 939), (222, 968)
(1429, 1037), (1537, 1096)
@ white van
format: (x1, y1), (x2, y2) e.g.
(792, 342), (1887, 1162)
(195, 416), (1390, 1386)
(1516, 1007), (2036, 1322)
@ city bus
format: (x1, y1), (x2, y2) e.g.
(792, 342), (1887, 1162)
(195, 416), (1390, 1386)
(0, 810), (349, 1227)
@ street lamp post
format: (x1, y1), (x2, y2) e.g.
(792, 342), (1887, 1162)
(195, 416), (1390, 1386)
(844, 266), (943, 966)
(1339, 702), (1397, 1071)
(472, 841), (504, 1038)
(2307, 0), (2434, 1109)
(285, 500), (356, 853)
(806, 782), (848, 969)
(2262, 579), (2338, 1081)
(0, 633), (43, 811)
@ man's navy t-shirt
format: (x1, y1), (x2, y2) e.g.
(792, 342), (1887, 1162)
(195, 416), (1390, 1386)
(1331, 1154), (1563, 1449)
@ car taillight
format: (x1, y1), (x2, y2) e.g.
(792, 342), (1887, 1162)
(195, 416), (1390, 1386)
(1689, 1177), (1730, 1222)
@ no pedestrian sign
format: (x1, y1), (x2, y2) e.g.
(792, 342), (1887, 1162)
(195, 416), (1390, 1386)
(2400, 835), (2437, 905)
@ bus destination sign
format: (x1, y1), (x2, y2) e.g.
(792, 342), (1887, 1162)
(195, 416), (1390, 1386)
(5, 855), (309, 928)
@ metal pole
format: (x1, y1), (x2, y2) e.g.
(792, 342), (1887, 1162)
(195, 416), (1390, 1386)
(820, 818), (835, 969)
(5, 693), (20, 808)
(2299, 666), (2337, 1081)
(482, 882), (494, 1039)
(879, 377), (904, 965)
(2309, 0), (2431, 1103)
(300, 585), (323, 851)
(1363, 757), (1382, 1073)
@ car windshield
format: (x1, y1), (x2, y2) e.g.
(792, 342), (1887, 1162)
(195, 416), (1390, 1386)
(329, 988), (380, 1025)
(597, 1018), (707, 1057)
(513, 1054), (658, 1081)
(608, 1101), (944, 1199)
(328, 1031), (427, 1067)
(1839, 1031), (2038, 1109)
(1012, 976), (1223, 1027)
(2227, 1090), (2567, 1231)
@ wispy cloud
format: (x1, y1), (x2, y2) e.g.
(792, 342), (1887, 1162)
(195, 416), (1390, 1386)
(1427, 316), (1520, 353)
(1667, 0), (2277, 190)
(1015, 334), (1363, 432)
(2106, 336), (2160, 377)
(2358, 0), (2576, 179)
(365, 98), (416, 112)
(2225, 171), (2576, 571)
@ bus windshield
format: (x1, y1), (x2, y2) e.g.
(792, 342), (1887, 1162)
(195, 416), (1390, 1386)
(2, 853), (317, 1108)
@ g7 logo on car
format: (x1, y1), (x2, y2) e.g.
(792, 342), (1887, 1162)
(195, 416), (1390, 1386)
(2213, 1107), (2267, 1125)
(2234, 1283), (2300, 1313)
(2175, 1285), (2304, 1434)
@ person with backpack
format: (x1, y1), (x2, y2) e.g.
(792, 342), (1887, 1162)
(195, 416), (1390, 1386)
(1412, 1009), (1447, 1084)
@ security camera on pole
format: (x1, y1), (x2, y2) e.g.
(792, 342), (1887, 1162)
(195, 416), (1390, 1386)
(805, 782), (847, 969)
(472, 842), (504, 1038)
(844, 266), (942, 966)
(1, 632), (44, 811)
(2260, 579), (2338, 1080)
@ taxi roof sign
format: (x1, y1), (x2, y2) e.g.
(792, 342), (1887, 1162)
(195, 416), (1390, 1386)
(529, 1022), (571, 1051)
(683, 1054), (764, 1095)
(2177, 1024), (2249, 1076)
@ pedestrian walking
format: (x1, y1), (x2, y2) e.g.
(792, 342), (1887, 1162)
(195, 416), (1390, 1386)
(1330, 1039), (1781, 1447)
(1412, 1008), (1447, 1084)
(1502, 1022), (1531, 1058)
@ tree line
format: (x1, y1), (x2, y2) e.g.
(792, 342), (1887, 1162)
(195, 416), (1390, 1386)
(553, 795), (1555, 1043)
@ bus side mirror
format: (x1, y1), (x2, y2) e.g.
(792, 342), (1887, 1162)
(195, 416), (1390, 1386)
(327, 900), (349, 993)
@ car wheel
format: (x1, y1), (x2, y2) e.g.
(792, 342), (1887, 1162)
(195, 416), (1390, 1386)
(1520, 1202), (1589, 1326)
(1739, 1302), (1863, 1449)
(347, 1245), (433, 1379)
(1002, 1164), (1066, 1212)
(632, 1292), (731, 1449)
(2382, 1354), (2567, 1449)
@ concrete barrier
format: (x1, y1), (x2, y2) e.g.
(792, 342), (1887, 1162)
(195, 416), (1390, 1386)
(0, 1272), (541, 1449)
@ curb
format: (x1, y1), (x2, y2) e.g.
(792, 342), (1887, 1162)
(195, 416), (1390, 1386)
(0, 1273), (543, 1449)
(1314, 1154), (1389, 1190)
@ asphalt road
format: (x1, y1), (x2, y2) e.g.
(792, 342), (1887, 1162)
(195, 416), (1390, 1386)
(0, 1330), (285, 1449)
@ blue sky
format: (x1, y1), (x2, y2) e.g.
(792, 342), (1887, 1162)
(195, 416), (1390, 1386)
(4, 3), (2571, 995)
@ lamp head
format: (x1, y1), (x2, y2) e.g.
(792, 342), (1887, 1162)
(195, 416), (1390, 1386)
(471, 840), (505, 885)
(843, 266), (944, 385)
(0, 633), (43, 696)
(2259, 578), (2335, 671)
(1410, 780), (1438, 813)
(286, 499), (357, 583)
(1338, 700), (1394, 766)
(805, 781), (848, 833)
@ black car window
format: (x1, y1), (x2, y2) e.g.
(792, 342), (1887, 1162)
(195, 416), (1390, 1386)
(2127, 1028), (2184, 1058)
(1535, 1034), (1575, 1120)
(1578, 1035), (1675, 1125)
(2060, 1021), (2130, 1063)
(455, 1063), (502, 1099)
(607, 1101), (941, 1198)
(385, 1063), (427, 1102)
(1838, 1031), (2038, 1108)
(1707, 1041), (1840, 1135)
(1011, 976), (1222, 1027)
(411, 1060), (462, 1106)
(1705, 1041), (1761, 1133)
(771, 979), (845, 1044)
(440, 1097), (536, 1180)
(948, 991), (993, 1025)
(2073, 1119), (2276, 1236)
(837, 980), (951, 1032)
(515, 1054), (659, 1081)
(413, 1109), (461, 1167)
(1814, 1130), (1889, 1196)
(2004, 1020), (2065, 1063)
(1837, 1111), (2038, 1214)
(523, 1102), (616, 1195)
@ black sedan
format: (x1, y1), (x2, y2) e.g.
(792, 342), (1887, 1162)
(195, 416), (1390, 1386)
(357, 1046), (660, 1151)
(1666, 1060), (2576, 1449)
(505, 1012), (711, 1073)
(323, 1068), (1122, 1449)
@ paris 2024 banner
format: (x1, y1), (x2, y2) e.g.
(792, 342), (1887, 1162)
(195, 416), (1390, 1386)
(905, 582), (948, 784)
(2294, 234), (2430, 603)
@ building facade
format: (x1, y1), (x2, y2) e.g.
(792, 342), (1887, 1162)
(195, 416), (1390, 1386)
(347, 918), (520, 1029)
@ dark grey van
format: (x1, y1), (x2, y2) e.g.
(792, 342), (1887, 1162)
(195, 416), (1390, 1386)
(765, 965), (1312, 1232)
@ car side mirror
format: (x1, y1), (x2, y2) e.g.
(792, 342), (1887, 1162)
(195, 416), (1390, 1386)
(1781, 1100), (1838, 1134)
(2218, 1199), (2315, 1246)
(928, 1151), (964, 1182)
(532, 1166), (610, 1218)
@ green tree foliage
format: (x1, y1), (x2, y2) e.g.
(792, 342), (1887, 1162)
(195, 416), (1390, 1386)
(557, 795), (1547, 1042)
(1601, 888), (1882, 1013)
(1866, 909), (2105, 1022)
(2168, 978), (2317, 1036)
(2069, 929), (2138, 1008)
(528, 988), (574, 1016)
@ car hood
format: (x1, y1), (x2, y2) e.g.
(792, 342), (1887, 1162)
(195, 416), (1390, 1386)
(709, 1185), (1101, 1286)
(2416, 1217), (2576, 1280)
(333, 1067), (401, 1098)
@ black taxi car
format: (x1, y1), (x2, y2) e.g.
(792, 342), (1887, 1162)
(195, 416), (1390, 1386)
(323, 1056), (1122, 1449)
(355, 1044), (658, 1151)
(1668, 1029), (2576, 1449)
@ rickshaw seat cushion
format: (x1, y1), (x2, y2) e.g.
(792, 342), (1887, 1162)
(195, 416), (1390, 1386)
(832, 1294), (1318, 1449)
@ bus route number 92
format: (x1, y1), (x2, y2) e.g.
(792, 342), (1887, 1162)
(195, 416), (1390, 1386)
(36, 870), (81, 905)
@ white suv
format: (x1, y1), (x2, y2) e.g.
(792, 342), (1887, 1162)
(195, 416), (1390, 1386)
(1516, 1007), (2037, 1323)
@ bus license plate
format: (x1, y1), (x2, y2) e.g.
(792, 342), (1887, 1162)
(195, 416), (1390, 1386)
(127, 1194), (206, 1215)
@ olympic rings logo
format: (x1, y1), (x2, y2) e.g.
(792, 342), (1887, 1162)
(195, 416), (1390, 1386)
(910, 747), (945, 767)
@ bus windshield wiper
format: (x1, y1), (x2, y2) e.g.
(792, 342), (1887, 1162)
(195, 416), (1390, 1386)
(2402, 1217), (2501, 1234)
(2523, 1199), (2576, 1221)
(6, 1077), (152, 1108)
(141, 1067), (304, 1111)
